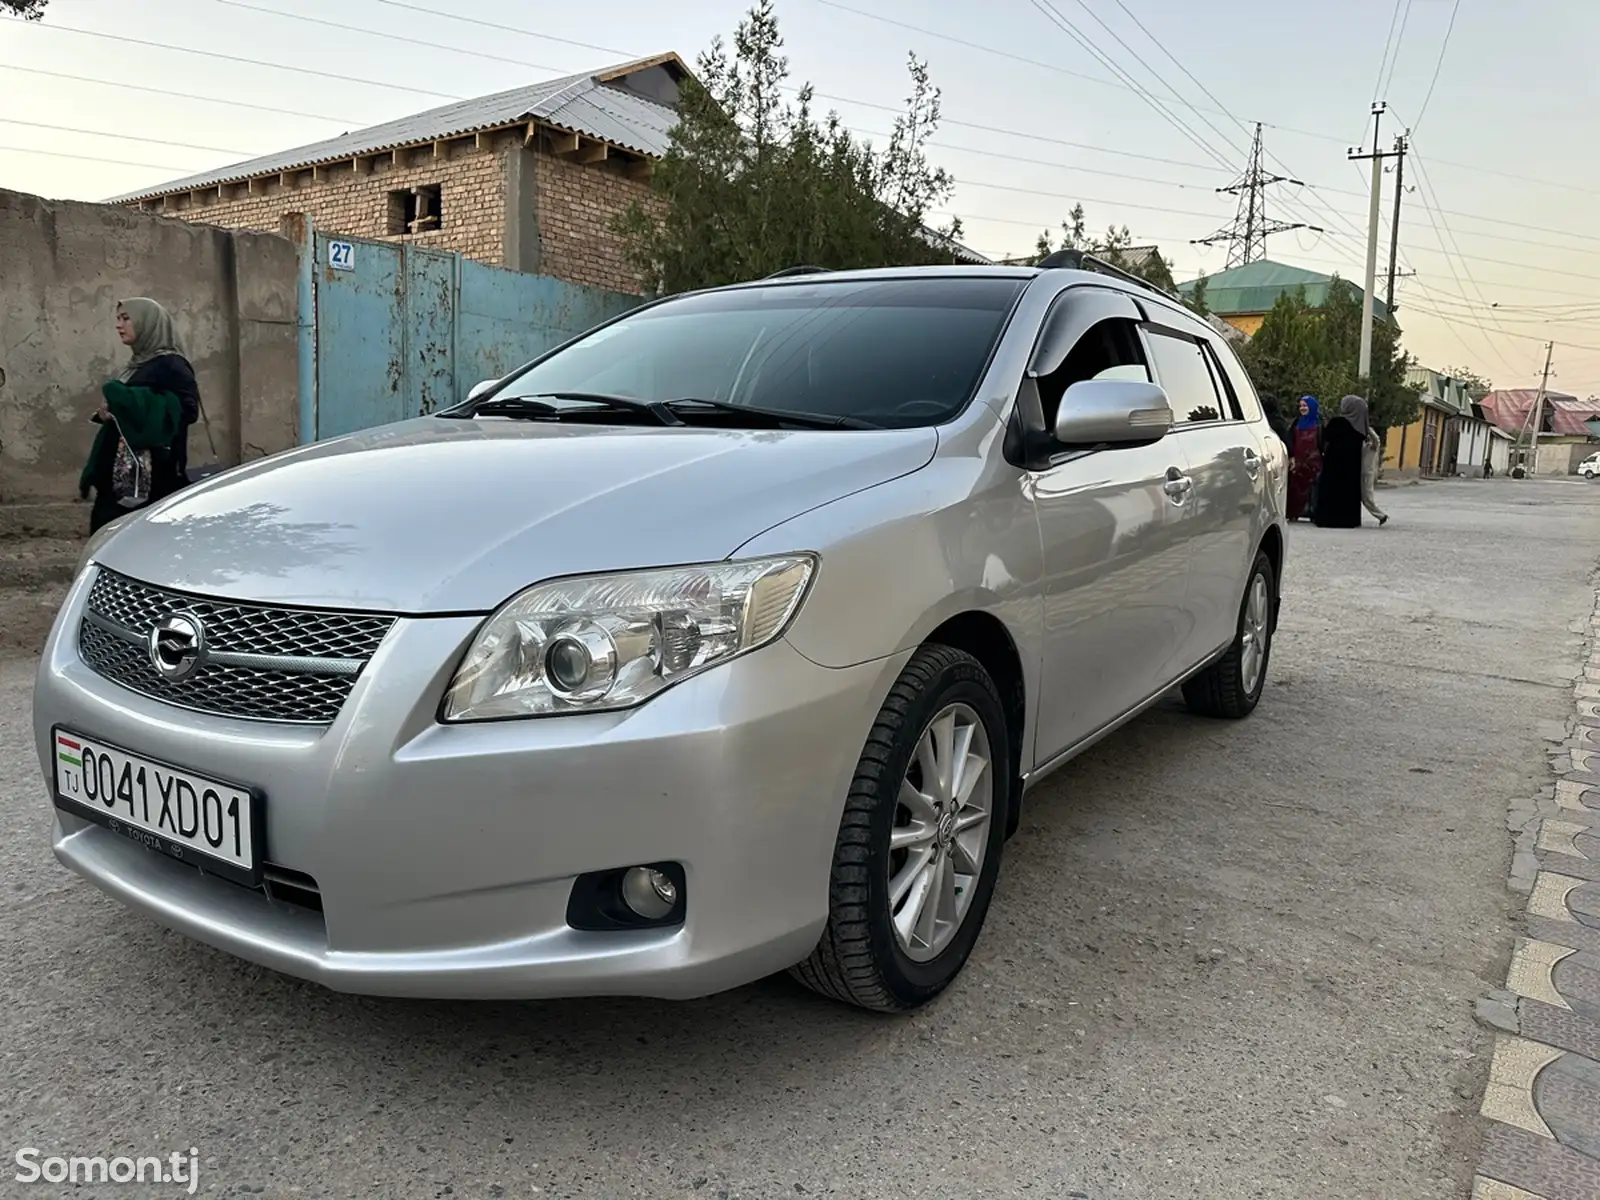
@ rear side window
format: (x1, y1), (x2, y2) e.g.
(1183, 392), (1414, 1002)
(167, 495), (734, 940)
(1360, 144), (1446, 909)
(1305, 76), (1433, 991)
(1144, 330), (1228, 426)
(1208, 339), (1264, 423)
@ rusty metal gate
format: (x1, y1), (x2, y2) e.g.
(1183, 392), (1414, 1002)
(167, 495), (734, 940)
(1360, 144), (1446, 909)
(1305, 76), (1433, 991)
(299, 228), (639, 442)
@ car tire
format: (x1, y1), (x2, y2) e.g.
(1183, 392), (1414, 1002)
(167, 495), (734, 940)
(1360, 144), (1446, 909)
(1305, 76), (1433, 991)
(1181, 551), (1275, 720)
(791, 644), (1011, 1013)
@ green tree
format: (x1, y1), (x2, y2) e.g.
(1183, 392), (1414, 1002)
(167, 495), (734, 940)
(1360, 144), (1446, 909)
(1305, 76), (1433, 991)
(1187, 272), (1210, 318)
(1237, 277), (1418, 433)
(1032, 204), (1176, 292)
(0, 1), (47, 18)
(1444, 365), (1492, 400)
(614, 0), (964, 295)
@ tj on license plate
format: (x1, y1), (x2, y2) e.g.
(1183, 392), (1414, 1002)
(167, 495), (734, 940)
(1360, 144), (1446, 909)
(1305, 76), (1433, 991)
(52, 728), (263, 887)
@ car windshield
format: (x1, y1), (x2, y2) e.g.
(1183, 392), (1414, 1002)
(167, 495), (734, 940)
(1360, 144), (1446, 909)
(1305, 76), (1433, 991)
(491, 276), (1027, 429)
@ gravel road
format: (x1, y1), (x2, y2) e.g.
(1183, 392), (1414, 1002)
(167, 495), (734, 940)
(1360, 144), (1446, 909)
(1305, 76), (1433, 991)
(1, 477), (1595, 1199)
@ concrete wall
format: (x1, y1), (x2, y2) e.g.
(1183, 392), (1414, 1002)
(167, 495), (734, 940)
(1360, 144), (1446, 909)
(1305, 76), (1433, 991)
(0, 188), (298, 502)
(1534, 440), (1595, 476)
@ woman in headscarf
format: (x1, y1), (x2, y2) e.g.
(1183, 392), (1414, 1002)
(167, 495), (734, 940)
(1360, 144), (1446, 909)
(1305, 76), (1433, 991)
(1348, 394), (1390, 526)
(1287, 395), (1322, 521)
(80, 297), (202, 532)
(1312, 395), (1370, 529)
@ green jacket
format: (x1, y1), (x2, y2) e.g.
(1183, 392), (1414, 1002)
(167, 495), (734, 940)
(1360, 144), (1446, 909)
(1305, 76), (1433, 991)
(79, 381), (183, 497)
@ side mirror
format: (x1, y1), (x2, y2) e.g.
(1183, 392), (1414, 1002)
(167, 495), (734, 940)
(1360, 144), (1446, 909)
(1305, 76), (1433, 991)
(466, 378), (500, 403)
(1053, 379), (1174, 446)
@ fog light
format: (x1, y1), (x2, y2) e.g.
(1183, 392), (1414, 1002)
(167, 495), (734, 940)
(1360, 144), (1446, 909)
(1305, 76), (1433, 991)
(566, 862), (685, 931)
(621, 866), (678, 920)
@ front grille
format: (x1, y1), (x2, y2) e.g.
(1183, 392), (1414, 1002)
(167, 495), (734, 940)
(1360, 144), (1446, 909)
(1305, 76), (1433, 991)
(78, 569), (395, 725)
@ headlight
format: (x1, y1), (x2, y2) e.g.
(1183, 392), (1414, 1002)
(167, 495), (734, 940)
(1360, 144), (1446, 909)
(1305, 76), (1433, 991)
(77, 513), (132, 577)
(441, 554), (817, 721)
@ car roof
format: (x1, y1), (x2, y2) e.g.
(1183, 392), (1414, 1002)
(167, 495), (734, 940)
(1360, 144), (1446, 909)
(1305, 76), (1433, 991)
(716, 265), (1043, 288)
(693, 265), (1226, 341)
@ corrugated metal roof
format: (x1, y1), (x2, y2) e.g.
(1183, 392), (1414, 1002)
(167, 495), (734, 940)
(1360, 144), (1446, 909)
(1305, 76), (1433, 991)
(109, 55), (685, 203)
(1480, 389), (1600, 439)
(1177, 258), (1394, 323)
(1406, 365), (1477, 416)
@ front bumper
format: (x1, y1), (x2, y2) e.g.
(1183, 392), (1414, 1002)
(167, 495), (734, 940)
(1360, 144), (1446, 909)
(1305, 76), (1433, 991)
(34, 568), (905, 1000)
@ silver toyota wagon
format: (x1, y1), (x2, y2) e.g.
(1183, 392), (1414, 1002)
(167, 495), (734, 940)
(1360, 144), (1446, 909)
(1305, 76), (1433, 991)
(34, 260), (1288, 1012)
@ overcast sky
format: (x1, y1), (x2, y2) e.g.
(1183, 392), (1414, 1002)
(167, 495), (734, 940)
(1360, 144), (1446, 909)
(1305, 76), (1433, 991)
(4, 0), (1597, 394)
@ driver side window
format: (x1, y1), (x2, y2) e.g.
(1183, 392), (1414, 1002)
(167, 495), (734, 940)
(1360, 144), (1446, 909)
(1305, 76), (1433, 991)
(1036, 318), (1151, 431)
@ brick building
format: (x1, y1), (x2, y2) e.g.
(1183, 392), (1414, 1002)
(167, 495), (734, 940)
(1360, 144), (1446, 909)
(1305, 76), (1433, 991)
(110, 53), (691, 295)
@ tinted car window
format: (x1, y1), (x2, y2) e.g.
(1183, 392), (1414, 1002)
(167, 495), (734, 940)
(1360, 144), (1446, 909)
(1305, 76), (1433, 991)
(1206, 340), (1262, 422)
(1145, 330), (1226, 426)
(497, 277), (1028, 429)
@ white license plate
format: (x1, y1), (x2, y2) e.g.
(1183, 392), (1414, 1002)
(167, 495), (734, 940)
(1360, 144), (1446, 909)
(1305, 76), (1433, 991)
(52, 728), (262, 886)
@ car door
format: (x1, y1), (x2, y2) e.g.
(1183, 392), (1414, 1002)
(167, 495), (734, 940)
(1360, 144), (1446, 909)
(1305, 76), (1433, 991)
(1023, 289), (1196, 765)
(1141, 321), (1261, 671)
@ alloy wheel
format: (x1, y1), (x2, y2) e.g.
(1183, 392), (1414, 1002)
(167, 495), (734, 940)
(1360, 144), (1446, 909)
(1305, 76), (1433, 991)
(888, 702), (993, 963)
(1240, 573), (1270, 694)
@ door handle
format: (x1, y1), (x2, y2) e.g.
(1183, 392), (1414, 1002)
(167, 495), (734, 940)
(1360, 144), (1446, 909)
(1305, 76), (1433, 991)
(1162, 468), (1192, 500)
(1242, 448), (1261, 478)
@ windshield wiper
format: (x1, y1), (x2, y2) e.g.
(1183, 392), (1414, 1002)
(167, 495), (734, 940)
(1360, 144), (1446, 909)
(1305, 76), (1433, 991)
(662, 398), (881, 430)
(448, 392), (683, 426)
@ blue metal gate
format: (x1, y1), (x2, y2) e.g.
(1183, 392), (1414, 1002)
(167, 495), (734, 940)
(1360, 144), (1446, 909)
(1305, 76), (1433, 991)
(300, 228), (639, 442)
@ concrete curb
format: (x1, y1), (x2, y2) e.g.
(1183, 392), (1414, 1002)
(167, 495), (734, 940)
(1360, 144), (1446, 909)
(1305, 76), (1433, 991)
(1475, 574), (1600, 1198)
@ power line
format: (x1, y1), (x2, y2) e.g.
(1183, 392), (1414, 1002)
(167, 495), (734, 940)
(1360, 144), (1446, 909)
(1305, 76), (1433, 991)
(1372, 0), (1408, 104)
(1050, 0), (1371, 249)
(1401, 158), (1520, 374)
(1027, 0), (1351, 252)
(1097, 0), (1372, 250)
(2, 118), (254, 156)
(1401, 306), (1600, 356)
(7, 20), (465, 99)
(813, 0), (1127, 95)
(817, 94), (1221, 172)
(0, 144), (189, 173)
(953, 179), (1223, 221)
(0, 64), (364, 125)
(1094, 0), (1359, 248)
(1409, 290), (1600, 316)
(207, 0), (565, 76)
(1414, 276), (1600, 304)
(817, 0), (1587, 200)
(14, 0), (1592, 298)
(1024, 0), (1234, 173)
(41, 0), (1582, 253)
(1412, 0), (1464, 133)
(369, 0), (633, 59)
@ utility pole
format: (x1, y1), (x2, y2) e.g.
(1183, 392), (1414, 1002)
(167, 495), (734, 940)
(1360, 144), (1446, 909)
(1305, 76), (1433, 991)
(1385, 133), (1408, 314)
(1527, 340), (1554, 476)
(1192, 123), (1323, 268)
(1348, 103), (1391, 380)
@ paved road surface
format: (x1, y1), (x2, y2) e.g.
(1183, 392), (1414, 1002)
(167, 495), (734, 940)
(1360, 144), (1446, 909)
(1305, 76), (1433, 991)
(1, 478), (1595, 1199)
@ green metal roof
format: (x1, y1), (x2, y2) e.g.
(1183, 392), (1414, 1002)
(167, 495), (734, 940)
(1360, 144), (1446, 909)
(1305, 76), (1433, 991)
(1178, 259), (1393, 323)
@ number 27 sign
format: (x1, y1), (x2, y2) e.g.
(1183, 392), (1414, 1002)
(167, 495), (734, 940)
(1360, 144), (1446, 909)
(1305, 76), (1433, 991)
(328, 240), (356, 271)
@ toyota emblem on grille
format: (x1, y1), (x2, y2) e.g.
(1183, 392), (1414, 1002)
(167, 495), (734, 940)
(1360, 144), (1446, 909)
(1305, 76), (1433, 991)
(148, 611), (207, 681)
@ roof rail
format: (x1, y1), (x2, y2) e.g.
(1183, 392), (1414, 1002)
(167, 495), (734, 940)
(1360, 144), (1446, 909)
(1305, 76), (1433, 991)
(765, 265), (832, 279)
(1036, 248), (1181, 303)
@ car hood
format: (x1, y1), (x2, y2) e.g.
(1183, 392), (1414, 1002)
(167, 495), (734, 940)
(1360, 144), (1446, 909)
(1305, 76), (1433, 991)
(96, 418), (936, 613)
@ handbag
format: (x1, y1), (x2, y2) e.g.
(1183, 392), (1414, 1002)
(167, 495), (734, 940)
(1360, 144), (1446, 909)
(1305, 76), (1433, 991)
(110, 431), (153, 508)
